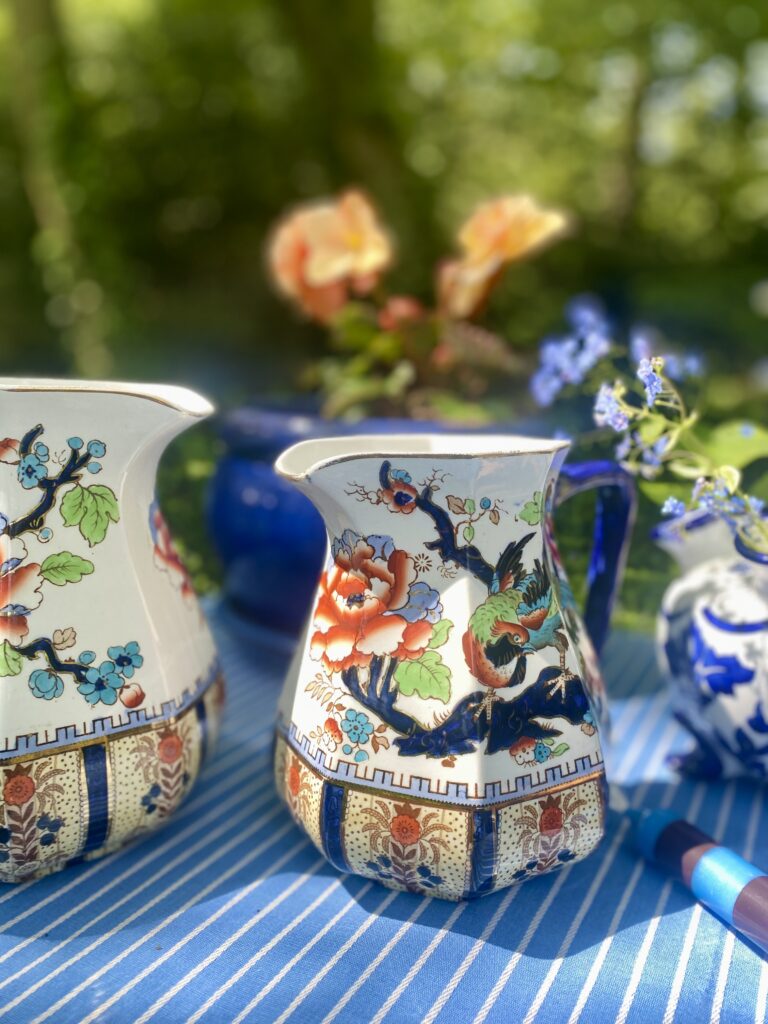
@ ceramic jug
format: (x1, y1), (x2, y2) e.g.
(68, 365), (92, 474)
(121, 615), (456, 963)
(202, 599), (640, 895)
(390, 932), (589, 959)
(273, 434), (635, 899)
(656, 510), (768, 780)
(0, 379), (223, 881)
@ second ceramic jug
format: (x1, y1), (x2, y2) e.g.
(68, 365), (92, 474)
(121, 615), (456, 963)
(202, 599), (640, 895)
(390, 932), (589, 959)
(274, 434), (635, 899)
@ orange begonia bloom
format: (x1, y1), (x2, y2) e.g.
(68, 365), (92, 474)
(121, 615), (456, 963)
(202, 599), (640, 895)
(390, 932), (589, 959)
(268, 190), (392, 323)
(438, 195), (568, 320)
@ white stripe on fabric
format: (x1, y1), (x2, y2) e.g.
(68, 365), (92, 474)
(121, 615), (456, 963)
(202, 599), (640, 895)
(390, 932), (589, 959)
(662, 783), (736, 1024)
(271, 889), (401, 1024)
(133, 858), (328, 1024)
(1, 806), (292, 1023)
(400, 685), (653, 1024)
(319, 897), (434, 1024)
(369, 901), (470, 1024)
(228, 883), (377, 1024)
(615, 783), (707, 1024)
(185, 878), (347, 1024)
(30, 827), (305, 1024)
(563, 728), (681, 1024)
(518, 717), (681, 1024)
(90, 847), (325, 1024)
(0, 750), (275, 987)
(710, 783), (761, 1024)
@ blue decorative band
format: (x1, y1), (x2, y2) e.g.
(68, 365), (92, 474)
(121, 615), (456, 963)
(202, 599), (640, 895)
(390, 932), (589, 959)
(703, 607), (768, 634)
(320, 782), (350, 873)
(82, 743), (110, 853)
(195, 697), (209, 765)
(464, 808), (499, 898)
(0, 658), (221, 762)
(691, 847), (765, 925)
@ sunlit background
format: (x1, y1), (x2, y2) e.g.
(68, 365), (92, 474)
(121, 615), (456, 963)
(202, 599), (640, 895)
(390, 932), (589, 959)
(1, 0), (766, 620)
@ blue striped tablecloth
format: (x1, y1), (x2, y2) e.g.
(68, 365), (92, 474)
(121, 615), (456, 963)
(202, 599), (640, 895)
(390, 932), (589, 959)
(0, 602), (765, 1024)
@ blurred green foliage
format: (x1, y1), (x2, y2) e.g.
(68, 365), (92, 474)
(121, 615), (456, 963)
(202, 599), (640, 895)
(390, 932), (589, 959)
(1, 0), (767, 626)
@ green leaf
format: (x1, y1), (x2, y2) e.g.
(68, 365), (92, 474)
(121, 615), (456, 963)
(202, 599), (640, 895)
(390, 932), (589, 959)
(394, 650), (452, 703)
(464, 498), (475, 515)
(40, 551), (95, 586)
(519, 491), (543, 526)
(699, 421), (768, 470)
(428, 619), (454, 649)
(61, 484), (120, 547)
(551, 743), (570, 757)
(0, 641), (23, 677)
(463, 524), (475, 542)
(60, 485), (87, 527)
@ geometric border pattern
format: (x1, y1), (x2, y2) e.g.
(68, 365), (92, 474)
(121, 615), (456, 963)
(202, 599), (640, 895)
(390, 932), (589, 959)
(275, 732), (607, 901)
(279, 716), (604, 808)
(0, 658), (221, 762)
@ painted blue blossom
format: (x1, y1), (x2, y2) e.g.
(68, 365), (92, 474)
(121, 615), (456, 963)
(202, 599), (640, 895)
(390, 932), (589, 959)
(79, 650), (96, 665)
(29, 670), (64, 701)
(33, 443), (49, 462)
(37, 813), (63, 833)
(390, 469), (412, 483)
(141, 783), (162, 814)
(396, 581), (443, 624)
(480, 497), (491, 509)
(534, 741), (551, 763)
(17, 453), (48, 489)
(341, 709), (373, 745)
(107, 642), (143, 678)
(593, 383), (629, 432)
(68, 436), (84, 449)
(87, 439), (106, 458)
(637, 358), (664, 406)
(78, 660), (123, 705)
(38, 527), (52, 543)
(86, 462), (102, 474)
(661, 497), (686, 518)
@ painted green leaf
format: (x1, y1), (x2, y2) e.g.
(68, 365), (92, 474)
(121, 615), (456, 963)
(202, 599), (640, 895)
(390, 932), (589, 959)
(519, 491), (543, 526)
(464, 498), (475, 514)
(40, 551), (95, 586)
(428, 618), (453, 649)
(61, 483), (119, 547)
(463, 524), (475, 543)
(394, 650), (452, 703)
(60, 485), (87, 527)
(0, 641), (23, 677)
(551, 743), (570, 757)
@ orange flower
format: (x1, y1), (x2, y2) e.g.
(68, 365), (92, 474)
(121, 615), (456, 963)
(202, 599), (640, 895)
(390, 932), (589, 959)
(390, 813), (421, 846)
(538, 795), (564, 836)
(288, 760), (302, 797)
(438, 195), (568, 319)
(310, 534), (436, 675)
(324, 718), (343, 744)
(268, 190), (392, 323)
(157, 730), (183, 765)
(3, 766), (35, 806)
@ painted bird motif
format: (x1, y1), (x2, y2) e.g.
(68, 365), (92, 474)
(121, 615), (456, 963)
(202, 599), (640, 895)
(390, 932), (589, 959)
(462, 532), (576, 721)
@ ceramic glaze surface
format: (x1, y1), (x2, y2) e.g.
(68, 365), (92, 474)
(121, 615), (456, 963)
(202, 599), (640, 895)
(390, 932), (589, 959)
(0, 380), (221, 880)
(657, 516), (768, 779)
(275, 435), (634, 899)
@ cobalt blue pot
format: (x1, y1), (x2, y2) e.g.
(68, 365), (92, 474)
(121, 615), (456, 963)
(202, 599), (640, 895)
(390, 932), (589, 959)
(207, 402), (550, 632)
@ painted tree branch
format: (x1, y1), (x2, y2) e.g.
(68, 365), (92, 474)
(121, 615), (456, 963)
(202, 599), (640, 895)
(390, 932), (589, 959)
(10, 431), (92, 538)
(15, 638), (88, 681)
(379, 460), (495, 587)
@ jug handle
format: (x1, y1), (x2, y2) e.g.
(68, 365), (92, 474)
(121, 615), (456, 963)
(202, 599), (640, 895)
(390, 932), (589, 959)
(555, 460), (637, 656)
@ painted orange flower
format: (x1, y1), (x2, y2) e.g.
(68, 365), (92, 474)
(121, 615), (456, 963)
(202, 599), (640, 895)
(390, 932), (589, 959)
(157, 730), (184, 765)
(0, 438), (19, 464)
(390, 812), (421, 846)
(379, 480), (419, 514)
(538, 795), (564, 836)
(3, 766), (35, 806)
(310, 534), (437, 675)
(268, 190), (392, 323)
(288, 760), (302, 797)
(438, 195), (568, 319)
(324, 718), (343, 744)
(0, 536), (43, 643)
